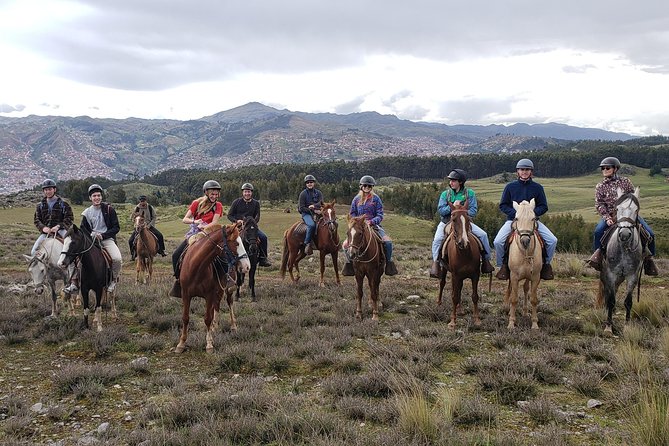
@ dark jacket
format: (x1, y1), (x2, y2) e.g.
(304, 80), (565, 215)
(81, 203), (120, 241)
(499, 178), (548, 220)
(227, 198), (261, 223)
(34, 196), (74, 232)
(298, 188), (323, 215)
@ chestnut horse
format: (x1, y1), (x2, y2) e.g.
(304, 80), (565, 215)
(280, 201), (341, 287)
(133, 215), (158, 284)
(175, 223), (250, 354)
(436, 204), (481, 329)
(505, 199), (542, 330)
(345, 215), (384, 321)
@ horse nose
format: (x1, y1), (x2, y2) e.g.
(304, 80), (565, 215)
(35, 286), (44, 295)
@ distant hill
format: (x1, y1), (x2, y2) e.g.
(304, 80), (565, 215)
(0, 102), (634, 193)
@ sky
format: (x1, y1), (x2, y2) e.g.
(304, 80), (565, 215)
(1, 0), (669, 135)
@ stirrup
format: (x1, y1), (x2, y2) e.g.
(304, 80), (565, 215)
(63, 283), (78, 293)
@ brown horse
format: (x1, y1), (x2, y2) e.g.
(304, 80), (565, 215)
(133, 215), (158, 284)
(174, 223), (251, 354)
(436, 204), (482, 329)
(345, 215), (384, 321)
(505, 199), (542, 330)
(280, 201), (341, 286)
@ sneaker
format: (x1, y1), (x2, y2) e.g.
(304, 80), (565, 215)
(342, 262), (355, 276)
(644, 257), (659, 276)
(495, 264), (509, 280)
(258, 257), (272, 267)
(586, 249), (602, 271)
(429, 260), (441, 278)
(63, 283), (78, 293)
(169, 280), (181, 298)
(540, 264), (554, 280)
(481, 259), (494, 274)
(107, 281), (117, 293)
(385, 260), (398, 276)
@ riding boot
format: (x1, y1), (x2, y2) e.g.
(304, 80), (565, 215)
(496, 263), (510, 280)
(429, 260), (441, 278)
(158, 250), (167, 257)
(644, 256), (659, 276)
(107, 279), (117, 293)
(304, 243), (313, 256)
(258, 256), (272, 267)
(169, 280), (181, 298)
(64, 279), (79, 294)
(481, 258), (494, 274)
(385, 260), (398, 276)
(342, 262), (355, 276)
(586, 249), (603, 271)
(540, 263), (554, 280)
(130, 248), (136, 261)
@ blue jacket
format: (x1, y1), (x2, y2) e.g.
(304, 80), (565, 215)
(298, 188), (323, 215)
(499, 178), (548, 220)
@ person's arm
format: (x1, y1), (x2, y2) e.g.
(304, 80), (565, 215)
(62, 201), (74, 229)
(349, 197), (359, 217)
(34, 203), (46, 232)
(467, 190), (478, 218)
(147, 206), (157, 227)
(499, 184), (516, 219)
(202, 203), (223, 230)
(227, 199), (239, 223)
(254, 201), (261, 223)
(102, 205), (120, 239)
(298, 190), (309, 214)
(182, 201), (201, 225)
(533, 185), (548, 218)
(594, 183), (610, 219)
(437, 191), (451, 218)
(370, 196), (384, 226)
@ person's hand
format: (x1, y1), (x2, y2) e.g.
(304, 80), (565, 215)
(50, 225), (60, 233)
(237, 219), (243, 225)
(91, 231), (102, 240)
(342, 239), (349, 249)
(42, 226), (51, 234)
(309, 204), (315, 210)
(606, 218), (614, 226)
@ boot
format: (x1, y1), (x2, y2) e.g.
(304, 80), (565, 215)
(496, 264), (509, 280)
(158, 250), (167, 257)
(130, 249), (136, 261)
(540, 264), (554, 280)
(429, 260), (441, 278)
(586, 249), (602, 271)
(258, 256), (272, 267)
(342, 262), (355, 276)
(481, 258), (494, 274)
(169, 280), (181, 298)
(644, 257), (659, 276)
(385, 260), (398, 276)
(63, 281), (79, 293)
(304, 243), (313, 256)
(107, 280), (117, 293)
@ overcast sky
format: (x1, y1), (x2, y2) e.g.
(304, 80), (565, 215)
(1, 0), (668, 135)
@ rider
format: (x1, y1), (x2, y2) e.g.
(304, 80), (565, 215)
(169, 180), (226, 297)
(80, 184), (122, 293)
(129, 195), (166, 260)
(429, 169), (494, 278)
(342, 175), (398, 276)
(227, 183), (271, 267)
(298, 174), (323, 256)
(493, 158), (558, 281)
(586, 157), (658, 275)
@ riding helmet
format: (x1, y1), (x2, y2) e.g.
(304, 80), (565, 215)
(41, 179), (57, 189)
(202, 180), (222, 193)
(138, 195), (147, 201)
(241, 183), (254, 191)
(515, 158), (534, 170)
(447, 169), (467, 183)
(359, 175), (376, 186)
(599, 157), (621, 169)
(88, 184), (104, 197)
(304, 175), (316, 184)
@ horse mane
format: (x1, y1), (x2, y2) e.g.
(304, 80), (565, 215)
(514, 200), (535, 221)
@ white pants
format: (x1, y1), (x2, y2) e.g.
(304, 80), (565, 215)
(32, 229), (68, 256)
(101, 239), (123, 281)
(431, 221), (492, 261)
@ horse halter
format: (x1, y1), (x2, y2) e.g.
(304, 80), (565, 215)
(61, 230), (98, 258)
(201, 227), (248, 266)
(347, 221), (378, 262)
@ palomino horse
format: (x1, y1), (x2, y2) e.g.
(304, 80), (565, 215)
(133, 215), (158, 284)
(175, 223), (250, 354)
(280, 201), (341, 287)
(505, 199), (542, 330)
(345, 215), (384, 321)
(436, 204), (481, 329)
(24, 236), (77, 317)
(236, 216), (259, 302)
(58, 225), (117, 331)
(597, 187), (644, 334)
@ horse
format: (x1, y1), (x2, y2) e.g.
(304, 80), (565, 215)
(280, 201), (341, 287)
(57, 224), (117, 331)
(345, 215), (385, 321)
(24, 236), (77, 318)
(236, 216), (259, 302)
(596, 187), (644, 334)
(436, 204), (481, 329)
(505, 199), (542, 330)
(175, 223), (251, 354)
(133, 215), (158, 284)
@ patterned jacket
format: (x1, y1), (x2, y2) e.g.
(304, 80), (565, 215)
(34, 196), (74, 232)
(350, 194), (384, 226)
(595, 175), (634, 220)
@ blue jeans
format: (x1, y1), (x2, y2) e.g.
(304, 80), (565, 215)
(302, 213), (315, 244)
(493, 220), (557, 267)
(258, 229), (269, 257)
(594, 217), (655, 255)
(431, 221), (492, 261)
(31, 229), (68, 256)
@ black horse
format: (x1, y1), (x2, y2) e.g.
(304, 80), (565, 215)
(236, 216), (259, 302)
(57, 224), (116, 331)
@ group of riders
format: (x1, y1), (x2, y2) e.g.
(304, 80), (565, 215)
(31, 155), (658, 297)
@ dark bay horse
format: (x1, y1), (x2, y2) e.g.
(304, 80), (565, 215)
(280, 201), (341, 287)
(133, 215), (158, 284)
(345, 215), (384, 321)
(597, 187), (644, 334)
(57, 225), (117, 331)
(436, 204), (481, 329)
(175, 223), (251, 354)
(236, 216), (259, 302)
(505, 199), (542, 330)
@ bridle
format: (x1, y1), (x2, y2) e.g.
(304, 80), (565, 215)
(347, 221), (379, 263)
(61, 229), (98, 258)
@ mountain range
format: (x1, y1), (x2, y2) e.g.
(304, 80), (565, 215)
(0, 102), (634, 193)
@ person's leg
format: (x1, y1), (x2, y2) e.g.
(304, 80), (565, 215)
(493, 221), (513, 267)
(536, 222), (557, 280)
(587, 219), (607, 270)
(471, 223), (494, 273)
(638, 217), (655, 256)
(257, 229), (271, 266)
(431, 222), (447, 261)
(302, 214), (315, 254)
(102, 239), (123, 292)
(169, 240), (188, 297)
(150, 227), (166, 255)
(129, 231), (137, 260)
(31, 234), (47, 256)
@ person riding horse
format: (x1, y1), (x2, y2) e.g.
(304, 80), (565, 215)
(227, 183), (271, 267)
(80, 184), (122, 293)
(298, 174), (323, 256)
(342, 175), (398, 276)
(586, 156), (658, 276)
(129, 195), (166, 260)
(429, 169), (494, 278)
(493, 159), (557, 281)
(169, 180), (230, 298)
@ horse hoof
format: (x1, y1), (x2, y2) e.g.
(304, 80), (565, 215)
(507, 323), (515, 330)
(447, 322), (456, 330)
(355, 313), (362, 321)
(372, 315), (379, 322)
(319, 282), (325, 288)
(474, 319), (482, 327)
(206, 347), (214, 354)
(603, 326), (613, 336)
(174, 346), (185, 354)
(531, 324), (540, 330)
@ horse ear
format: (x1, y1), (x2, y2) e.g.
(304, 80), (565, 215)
(23, 254), (33, 263)
(529, 198), (535, 208)
(634, 186), (640, 199)
(332, 198), (336, 205)
(513, 201), (519, 211)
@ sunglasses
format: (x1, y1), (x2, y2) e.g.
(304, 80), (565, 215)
(361, 184), (373, 188)
(601, 166), (614, 171)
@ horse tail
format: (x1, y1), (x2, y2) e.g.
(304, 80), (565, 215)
(280, 232), (289, 278)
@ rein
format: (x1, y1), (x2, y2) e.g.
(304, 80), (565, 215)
(61, 231), (98, 257)
(348, 222), (380, 263)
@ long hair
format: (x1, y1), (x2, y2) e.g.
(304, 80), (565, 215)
(195, 195), (216, 217)
(356, 189), (377, 206)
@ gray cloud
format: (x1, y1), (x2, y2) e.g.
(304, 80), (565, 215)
(334, 96), (367, 114)
(0, 103), (25, 113)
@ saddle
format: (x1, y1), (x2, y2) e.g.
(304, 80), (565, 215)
(437, 223), (484, 270)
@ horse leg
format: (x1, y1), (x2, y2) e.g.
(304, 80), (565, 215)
(368, 274), (381, 321)
(49, 285), (58, 318)
(94, 290), (103, 332)
(603, 280), (616, 335)
(135, 258), (141, 285)
(147, 257), (153, 284)
(80, 287), (90, 329)
(522, 279), (531, 317)
(332, 252), (341, 286)
(471, 276), (481, 327)
(204, 295), (216, 354)
(319, 251), (326, 287)
(227, 289), (237, 331)
(623, 276), (636, 323)
(235, 272), (244, 301)
(507, 275), (519, 330)
(175, 296), (192, 353)
(355, 275), (364, 320)
(249, 262), (257, 302)
(448, 277), (462, 330)
(530, 278), (540, 330)
(437, 272), (447, 306)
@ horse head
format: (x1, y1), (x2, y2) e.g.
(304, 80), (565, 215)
(615, 186), (640, 226)
(134, 214), (146, 230)
(224, 224), (251, 274)
(24, 251), (47, 294)
(450, 203), (472, 250)
(512, 199), (537, 250)
(57, 224), (90, 268)
(346, 215), (369, 260)
(240, 216), (259, 256)
(320, 200), (339, 243)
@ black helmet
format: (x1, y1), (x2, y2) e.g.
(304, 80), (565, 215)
(599, 157), (621, 169)
(41, 179), (57, 189)
(447, 169), (467, 183)
(88, 184), (103, 197)
(202, 180), (221, 193)
(304, 175), (316, 184)
(359, 175), (376, 186)
(516, 158), (534, 170)
(241, 183), (254, 191)
(138, 195), (147, 201)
